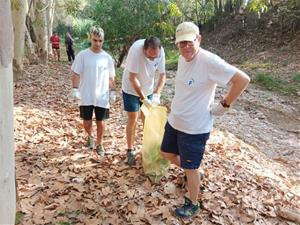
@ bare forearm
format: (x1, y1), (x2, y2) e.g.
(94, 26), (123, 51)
(72, 73), (80, 88)
(224, 70), (250, 105)
(154, 73), (166, 94)
(109, 77), (116, 91)
(129, 72), (145, 99)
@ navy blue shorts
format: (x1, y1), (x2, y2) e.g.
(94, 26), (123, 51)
(79, 105), (109, 121)
(122, 91), (152, 112)
(161, 122), (210, 169)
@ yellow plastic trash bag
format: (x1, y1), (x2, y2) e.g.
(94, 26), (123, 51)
(141, 105), (170, 183)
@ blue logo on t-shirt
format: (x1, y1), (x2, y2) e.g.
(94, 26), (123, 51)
(188, 78), (195, 86)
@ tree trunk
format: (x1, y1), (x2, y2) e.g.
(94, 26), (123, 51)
(12, 0), (27, 81)
(25, 26), (38, 64)
(224, 0), (233, 14)
(34, 0), (48, 64)
(214, 0), (218, 13)
(47, 0), (55, 56)
(117, 44), (130, 68)
(218, 0), (222, 13)
(0, 1), (16, 224)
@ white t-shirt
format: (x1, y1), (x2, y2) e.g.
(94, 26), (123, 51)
(71, 48), (115, 108)
(122, 39), (165, 96)
(168, 48), (238, 134)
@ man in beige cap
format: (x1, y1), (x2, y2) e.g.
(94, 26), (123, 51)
(160, 21), (250, 219)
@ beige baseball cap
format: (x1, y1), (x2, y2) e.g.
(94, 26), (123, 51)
(175, 22), (199, 44)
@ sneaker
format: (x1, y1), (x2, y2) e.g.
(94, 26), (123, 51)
(174, 197), (200, 219)
(86, 136), (95, 149)
(96, 145), (105, 156)
(127, 149), (136, 165)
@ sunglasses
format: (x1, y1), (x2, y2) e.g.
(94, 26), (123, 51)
(178, 38), (197, 48)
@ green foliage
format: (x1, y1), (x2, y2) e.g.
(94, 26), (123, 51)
(64, 0), (81, 17)
(72, 18), (95, 40)
(293, 73), (300, 82)
(165, 47), (179, 70)
(57, 221), (71, 225)
(169, 2), (182, 17)
(11, 0), (22, 10)
(253, 73), (300, 96)
(115, 67), (124, 84)
(74, 0), (179, 62)
(247, 0), (270, 14)
(195, 0), (215, 24)
(272, 1), (300, 33)
(15, 211), (24, 224)
(241, 61), (273, 70)
(174, 0), (215, 25)
(55, 21), (71, 36)
(287, 0), (300, 8)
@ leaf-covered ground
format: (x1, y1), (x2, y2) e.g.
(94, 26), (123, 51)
(15, 62), (299, 225)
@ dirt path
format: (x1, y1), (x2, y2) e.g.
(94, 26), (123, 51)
(14, 63), (299, 224)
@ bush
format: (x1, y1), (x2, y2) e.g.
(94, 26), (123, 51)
(253, 73), (300, 96)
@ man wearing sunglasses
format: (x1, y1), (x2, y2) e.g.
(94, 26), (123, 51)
(161, 22), (250, 219)
(122, 37), (166, 165)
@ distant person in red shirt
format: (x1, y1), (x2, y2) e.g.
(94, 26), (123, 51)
(50, 31), (60, 61)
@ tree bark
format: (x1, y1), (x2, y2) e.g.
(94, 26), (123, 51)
(25, 26), (38, 64)
(214, 0), (218, 13)
(47, 0), (55, 55)
(12, 0), (27, 81)
(34, 0), (48, 64)
(0, 1), (16, 224)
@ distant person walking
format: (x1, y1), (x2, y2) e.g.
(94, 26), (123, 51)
(50, 31), (60, 61)
(71, 26), (116, 156)
(160, 21), (250, 219)
(121, 37), (166, 165)
(65, 31), (75, 65)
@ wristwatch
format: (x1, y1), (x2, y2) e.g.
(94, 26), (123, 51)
(220, 99), (230, 108)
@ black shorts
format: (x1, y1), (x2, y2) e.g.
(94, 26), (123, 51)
(79, 106), (109, 121)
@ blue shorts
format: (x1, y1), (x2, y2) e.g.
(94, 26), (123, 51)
(161, 122), (210, 169)
(122, 91), (152, 112)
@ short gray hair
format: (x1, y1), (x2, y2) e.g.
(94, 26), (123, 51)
(90, 26), (104, 39)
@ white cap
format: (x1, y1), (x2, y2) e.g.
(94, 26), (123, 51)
(175, 22), (199, 44)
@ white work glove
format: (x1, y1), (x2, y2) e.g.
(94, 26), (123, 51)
(71, 88), (80, 99)
(152, 93), (161, 105)
(210, 102), (229, 116)
(110, 91), (116, 103)
(142, 98), (152, 109)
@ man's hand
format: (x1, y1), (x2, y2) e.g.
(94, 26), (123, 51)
(142, 98), (152, 109)
(152, 93), (161, 105)
(210, 102), (229, 116)
(71, 88), (80, 99)
(110, 91), (116, 103)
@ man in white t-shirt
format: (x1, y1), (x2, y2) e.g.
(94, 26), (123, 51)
(122, 37), (166, 165)
(71, 26), (116, 156)
(161, 22), (250, 219)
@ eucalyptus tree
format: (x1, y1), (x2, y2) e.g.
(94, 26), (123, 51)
(12, 0), (27, 80)
(47, 0), (56, 55)
(33, 0), (49, 64)
(0, 0), (16, 224)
